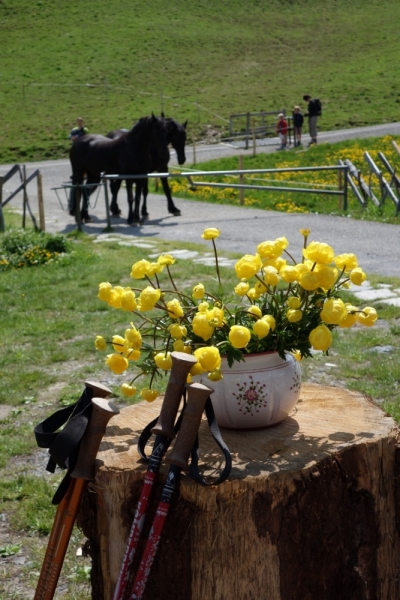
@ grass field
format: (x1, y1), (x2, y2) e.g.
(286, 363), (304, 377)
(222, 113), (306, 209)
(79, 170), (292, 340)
(1, 0), (400, 162)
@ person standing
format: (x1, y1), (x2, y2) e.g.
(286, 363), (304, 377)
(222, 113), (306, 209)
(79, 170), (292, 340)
(293, 106), (304, 147)
(303, 95), (322, 146)
(276, 113), (288, 150)
(69, 117), (89, 142)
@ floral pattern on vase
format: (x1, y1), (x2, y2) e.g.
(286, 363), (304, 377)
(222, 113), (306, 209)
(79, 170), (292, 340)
(195, 351), (301, 430)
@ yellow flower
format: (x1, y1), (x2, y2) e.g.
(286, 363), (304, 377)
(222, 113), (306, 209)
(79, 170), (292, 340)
(229, 325), (251, 348)
(140, 388), (159, 402)
(280, 265), (298, 283)
(208, 369), (223, 382)
(335, 253), (358, 272)
(154, 352), (173, 370)
(303, 241), (334, 265)
(157, 254), (175, 266)
(349, 267), (366, 286)
(108, 286), (124, 308)
(172, 339), (185, 351)
(339, 304), (358, 328)
(130, 259), (152, 279)
(358, 307), (378, 327)
(299, 228), (311, 238)
(106, 353), (129, 374)
(94, 335), (106, 351)
(208, 306), (225, 327)
(192, 283), (205, 299)
(294, 263), (310, 280)
(198, 301), (209, 312)
(138, 286), (162, 311)
(263, 266), (280, 287)
(314, 265), (338, 290)
(320, 298), (347, 325)
(287, 296), (301, 309)
(263, 256), (286, 271)
(262, 314), (276, 330)
(112, 335), (125, 352)
(309, 325), (332, 352)
(253, 319), (270, 339)
(147, 262), (164, 276)
(121, 383), (137, 397)
(168, 323), (187, 339)
(124, 347), (141, 361)
(247, 305), (262, 319)
(192, 312), (214, 341)
(98, 282), (112, 302)
(235, 254), (262, 280)
(201, 228), (220, 240)
(125, 326), (142, 350)
(292, 350), (302, 361)
(299, 271), (320, 291)
(287, 309), (302, 323)
(247, 287), (257, 300)
(121, 289), (137, 312)
(194, 346), (221, 372)
(234, 282), (250, 296)
(167, 298), (184, 319)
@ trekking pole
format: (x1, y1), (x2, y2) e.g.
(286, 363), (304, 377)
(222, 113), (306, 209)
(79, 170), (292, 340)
(34, 394), (119, 600)
(113, 351), (197, 600)
(128, 382), (213, 600)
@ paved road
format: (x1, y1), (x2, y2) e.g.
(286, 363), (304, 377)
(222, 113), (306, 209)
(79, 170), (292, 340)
(1, 122), (399, 277)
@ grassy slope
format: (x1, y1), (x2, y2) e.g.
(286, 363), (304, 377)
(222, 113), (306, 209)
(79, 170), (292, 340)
(1, 0), (400, 161)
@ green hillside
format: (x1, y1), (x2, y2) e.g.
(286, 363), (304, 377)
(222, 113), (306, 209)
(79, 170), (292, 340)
(1, 0), (399, 162)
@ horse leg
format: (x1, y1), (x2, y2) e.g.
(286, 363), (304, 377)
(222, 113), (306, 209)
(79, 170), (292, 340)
(127, 180), (141, 225)
(161, 176), (181, 216)
(109, 179), (122, 216)
(82, 174), (100, 222)
(141, 178), (149, 220)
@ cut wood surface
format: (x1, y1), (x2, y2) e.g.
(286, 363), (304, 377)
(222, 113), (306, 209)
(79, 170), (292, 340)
(78, 383), (400, 600)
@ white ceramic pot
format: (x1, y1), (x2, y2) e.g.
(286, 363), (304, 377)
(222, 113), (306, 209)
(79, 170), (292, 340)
(195, 351), (301, 430)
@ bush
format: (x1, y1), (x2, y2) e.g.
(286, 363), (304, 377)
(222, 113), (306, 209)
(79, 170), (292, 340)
(0, 228), (71, 270)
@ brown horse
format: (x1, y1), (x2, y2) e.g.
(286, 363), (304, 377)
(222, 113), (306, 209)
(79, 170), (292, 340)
(69, 115), (169, 225)
(106, 116), (187, 220)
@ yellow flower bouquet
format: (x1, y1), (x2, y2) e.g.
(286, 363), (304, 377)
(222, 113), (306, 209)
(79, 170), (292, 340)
(95, 227), (378, 401)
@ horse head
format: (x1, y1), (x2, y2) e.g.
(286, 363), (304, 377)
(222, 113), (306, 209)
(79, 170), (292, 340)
(165, 117), (187, 165)
(149, 114), (169, 165)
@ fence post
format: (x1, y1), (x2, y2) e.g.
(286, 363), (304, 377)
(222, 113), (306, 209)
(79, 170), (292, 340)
(102, 177), (112, 230)
(192, 133), (197, 166)
(239, 156), (244, 205)
(0, 176), (4, 233)
(22, 165), (27, 229)
(338, 164), (343, 211)
(343, 165), (349, 212)
(252, 119), (256, 157)
(37, 172), (45, 231)
(245, 112), (250, 150)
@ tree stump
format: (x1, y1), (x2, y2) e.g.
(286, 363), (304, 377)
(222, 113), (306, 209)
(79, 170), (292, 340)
(78, 383), (400, 600)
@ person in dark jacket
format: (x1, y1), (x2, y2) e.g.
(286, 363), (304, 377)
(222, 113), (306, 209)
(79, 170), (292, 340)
(303, 95), (321, 146)
(293, 106), (304, 147)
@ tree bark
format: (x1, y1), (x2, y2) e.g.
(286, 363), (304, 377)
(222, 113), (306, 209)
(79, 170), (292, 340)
(78, 383), (400, 600)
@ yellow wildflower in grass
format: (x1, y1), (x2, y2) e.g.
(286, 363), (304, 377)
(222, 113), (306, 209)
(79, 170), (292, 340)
(121, 289), (137, 312)
(98, 282), (112, 302)
(157, 254), (175, 266)
(166, 298), (184, 319)
(349, 267), (367, 286)
(320, 298), (347, 325)
(112, 335), (125, 352)
(340, 304), (358, 329)
(108, 286), (124, 309)
(125, 326), (142, 350)
(234, 282), (250, 296)
(335, 253), (358, 272)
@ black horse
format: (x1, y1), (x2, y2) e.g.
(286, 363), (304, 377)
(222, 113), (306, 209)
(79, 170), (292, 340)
(69, 115), (169, 225)
(106, 116), (187, 220)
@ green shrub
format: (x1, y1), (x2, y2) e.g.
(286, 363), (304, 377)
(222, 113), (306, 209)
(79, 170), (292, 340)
(0, 228), (71, 270)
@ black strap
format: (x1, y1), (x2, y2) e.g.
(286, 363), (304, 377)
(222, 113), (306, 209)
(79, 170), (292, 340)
(34, 386), (94, 504)
(189, 397), (232, 486)
(137, 396), (232, 486)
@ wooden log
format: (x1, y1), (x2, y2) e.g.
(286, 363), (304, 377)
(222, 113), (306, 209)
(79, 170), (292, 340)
(78, 383), (400, 600)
